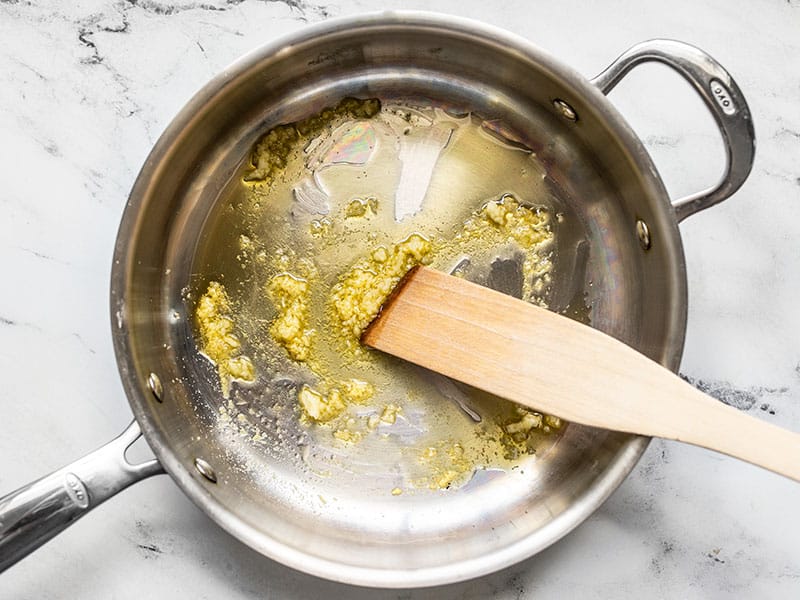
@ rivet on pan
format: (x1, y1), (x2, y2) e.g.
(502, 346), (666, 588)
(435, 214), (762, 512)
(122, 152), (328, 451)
(147, 372), (163, 403)
(194, 458), (217, 483)
(636, 219), (652, 251)
(553, 99), (578, 122)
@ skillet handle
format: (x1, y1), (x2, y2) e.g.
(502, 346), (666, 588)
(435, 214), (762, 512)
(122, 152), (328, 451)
(0, 421), (163, 573)
(591, 39), (755, 222)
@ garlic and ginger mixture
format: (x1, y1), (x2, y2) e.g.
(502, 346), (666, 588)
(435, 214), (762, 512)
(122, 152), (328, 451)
(194, 98), (566, 492)
(195, 281), (255, 398)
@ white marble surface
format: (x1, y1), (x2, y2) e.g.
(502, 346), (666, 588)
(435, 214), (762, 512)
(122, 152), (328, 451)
(1, 0), (799, 597)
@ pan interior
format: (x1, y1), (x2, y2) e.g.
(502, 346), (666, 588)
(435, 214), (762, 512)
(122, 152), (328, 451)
(116, 17), (685, 585)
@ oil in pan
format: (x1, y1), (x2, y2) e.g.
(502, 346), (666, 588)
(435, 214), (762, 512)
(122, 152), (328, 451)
(189, 97), (588, 496)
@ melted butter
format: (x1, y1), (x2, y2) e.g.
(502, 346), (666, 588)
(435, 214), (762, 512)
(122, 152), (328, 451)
(262, 197), (553, 429)
(192, 99), (569, 491)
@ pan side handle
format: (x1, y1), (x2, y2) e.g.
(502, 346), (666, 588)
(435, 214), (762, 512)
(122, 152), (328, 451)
(0, 421), (163, 573)
(591, 39), (755, 222)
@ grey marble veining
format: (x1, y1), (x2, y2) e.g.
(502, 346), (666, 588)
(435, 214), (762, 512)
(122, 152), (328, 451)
(1, 1), (799, 598)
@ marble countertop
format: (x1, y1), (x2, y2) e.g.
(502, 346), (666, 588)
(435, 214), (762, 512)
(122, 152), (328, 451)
(1, 1), (799, 597)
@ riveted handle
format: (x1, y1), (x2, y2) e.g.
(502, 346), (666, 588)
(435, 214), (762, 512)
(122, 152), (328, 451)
(591, 39), (755, 222)
(0, 421), (163, 573)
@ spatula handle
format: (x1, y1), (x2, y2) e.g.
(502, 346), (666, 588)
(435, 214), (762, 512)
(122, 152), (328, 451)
(648, 379), (800, 482)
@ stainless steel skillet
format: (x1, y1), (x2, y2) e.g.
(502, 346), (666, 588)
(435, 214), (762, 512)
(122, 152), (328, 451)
(0, 12), (754, 587)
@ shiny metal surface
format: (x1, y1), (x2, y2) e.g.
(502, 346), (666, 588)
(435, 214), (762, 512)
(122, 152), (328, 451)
(0, 422), (162, 573)
(591, 39), (756, 222)
(193, 458), (218, 484)
(147, 372), (163, 403)
(0, 13), (755, 587)
(636, 219), (652, 251)
(552, 98), (578, 122)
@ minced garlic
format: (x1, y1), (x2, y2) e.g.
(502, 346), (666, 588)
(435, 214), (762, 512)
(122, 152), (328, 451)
(297, 379), (375, 423)
(244, 97), (381, 185)
(267, 272), (314, 362)
(458, 195), (553, 302)
(379, 404), (401, 425)
(329, 233), (433, 351)
(499, 406), (564, 459)
(260, 198), (553, 447)
(505, 411), (543, 434)
(195, 281), (255, 398)
(345, 197), (378, 218)
(333, 428), (363, 443)
(418, 441), (471, 490)
(298, 385), (346, 422)
(341, 378), (375, 403)
(476, 196), (551, 248)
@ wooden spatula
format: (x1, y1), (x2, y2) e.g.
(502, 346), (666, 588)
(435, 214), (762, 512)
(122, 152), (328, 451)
(362, 266), (800, 482)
